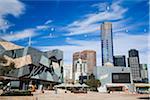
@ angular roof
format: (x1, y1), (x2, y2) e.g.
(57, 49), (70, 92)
(0, 38), (7, 42)
(45, 49), (63, 61)
(0, 39), (23, 50)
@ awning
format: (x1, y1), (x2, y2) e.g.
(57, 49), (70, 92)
(54, 83), (68, 88)
(106, 83), (126, 87)
(54, 83), (89, 88)
(134, 83), (150, 87)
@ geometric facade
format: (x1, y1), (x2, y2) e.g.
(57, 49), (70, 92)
(0, 38), (63, 90)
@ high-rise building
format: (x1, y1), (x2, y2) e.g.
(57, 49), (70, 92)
(101, 22), (114, 66)
(72, 52), (80, 80)
(113, 55), (126, 67)
(128, 49), (141, 81)
(72, 50), (96, 81)
(73, 59), (87, 83)
(81, 50), (96, 74)
(140, 64), (148, 83)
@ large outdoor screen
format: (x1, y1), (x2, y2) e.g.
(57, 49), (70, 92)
(112, 73), (131, 83)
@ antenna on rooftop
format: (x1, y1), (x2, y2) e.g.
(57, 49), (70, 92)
(28, 35), (31, 47)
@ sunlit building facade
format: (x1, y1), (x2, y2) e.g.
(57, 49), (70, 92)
(72, 50), (96, 81)
(101, 22), (114, 66)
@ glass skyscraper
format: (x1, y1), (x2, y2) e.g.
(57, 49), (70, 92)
(101, 22), (114, 66)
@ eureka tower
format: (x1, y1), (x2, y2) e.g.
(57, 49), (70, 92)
(101, 22), (114, 66)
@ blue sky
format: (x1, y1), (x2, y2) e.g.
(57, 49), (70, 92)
(0, 0), (149, 67)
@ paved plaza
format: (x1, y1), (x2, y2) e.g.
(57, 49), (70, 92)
(0, 90), (149, 100)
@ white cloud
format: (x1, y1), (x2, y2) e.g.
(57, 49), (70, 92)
(36, 25), (50, 30)
(41, 33), (57, 39)
(0, 0), (53, 41)
(0, 0), (25, 17)
(113, 21), (148, 33)
(66, 23), (100, 36)
(1, 28), (37, 41)
(112, 18), (132, 32)
(65, 0), (127, 36)
(1, 21), (52, 41)
(45, 20), (53, 25)
(0, 0), (25, 32)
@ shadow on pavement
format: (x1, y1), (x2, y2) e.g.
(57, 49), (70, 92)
(137, 97), (150, 100)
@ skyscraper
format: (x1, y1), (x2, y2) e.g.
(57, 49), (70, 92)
(113, 55), (126, 67)
(72, 52), (80, 80)
(128, 49), (141, 81)
(72, 50), (96, 81)
(101, 22), (114, 66)
(81, 50), (96, 75)
(73, 58), (87, 83)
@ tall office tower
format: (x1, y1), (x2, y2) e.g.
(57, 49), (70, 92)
(101, 22), (114, 66)
(72, 52), (81, 80)
(113, 55), (126, 67)
(72, 50), (96, 80)
(140, 64), (148, 83)
(128, 49), (141, 81)
(81, 50), (96, 75)
(74, 59), (87, 83)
